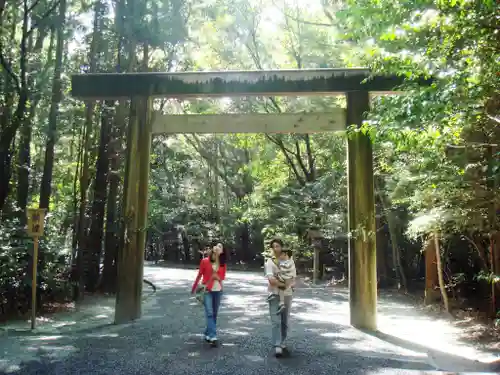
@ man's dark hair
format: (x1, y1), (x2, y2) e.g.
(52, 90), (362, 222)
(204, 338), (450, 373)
(269, 238), (284, 248)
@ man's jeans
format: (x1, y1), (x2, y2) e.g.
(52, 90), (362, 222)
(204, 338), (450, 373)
(203, 291), (222, 339)
(268, 294), (292, 347)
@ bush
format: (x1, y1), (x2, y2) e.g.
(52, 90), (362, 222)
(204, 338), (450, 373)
(0, 216), (73, 320)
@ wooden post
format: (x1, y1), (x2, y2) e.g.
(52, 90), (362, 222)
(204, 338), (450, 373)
(26, 208), (46, 330)
(346, 91), (377, 330)
(308, 229), (322, 285)
(134, 97), (152, 318)
(115, 97), (151, 324)
(31, 237), (39, 330)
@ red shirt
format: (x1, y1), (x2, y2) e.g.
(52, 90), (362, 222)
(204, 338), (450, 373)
(191, 257), (227, 293)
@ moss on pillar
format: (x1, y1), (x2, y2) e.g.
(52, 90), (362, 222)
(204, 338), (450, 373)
(346, 91), (377, 330)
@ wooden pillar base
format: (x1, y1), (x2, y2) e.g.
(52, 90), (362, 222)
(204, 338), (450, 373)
(346, 91), (377, 331)
(115, 97), (151, 324)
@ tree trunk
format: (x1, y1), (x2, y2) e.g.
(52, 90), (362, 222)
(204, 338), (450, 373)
(39, 0), (66, 210)
(0, 4), (29, 213)
(240, 222), (251, 262)
(17, 19), (54, 217)
(492, 231), (500, 313)
(101, 0), (125, 292)
(16, 33), (35, 217)
(74, 1), (100, 300)
(101, 104), (126, 292)
(376, 181), (408, 291)
(182, 231), (190, 262)
(386, 208), (408, 290)
(376, 214), (390, 288)
(433, 233), (450, 313)
(85, 102), (113, 292)
(486, 144), (500, 316)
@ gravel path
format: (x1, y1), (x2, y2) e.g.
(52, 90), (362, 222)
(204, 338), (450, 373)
(0, 266), (498, 375)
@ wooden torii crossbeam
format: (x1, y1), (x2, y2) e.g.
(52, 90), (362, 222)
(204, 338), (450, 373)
(151, 112), (346, 134)
(71, 68), (430, 330)
(70, 68), (426, 99)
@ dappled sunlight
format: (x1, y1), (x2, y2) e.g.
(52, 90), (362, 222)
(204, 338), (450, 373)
(0, 342), (43, 373)
(364, 370), (442, 375)
(220, 309), (247, 317)
(0, 297), (117, 337)
(228, 316), (254, 325)
(242, 354), (265, 362)
(221, 328), (250, 336)
(332, 336), (426, 360)
(292, 297), (349, 325)
(1, 267), (498, 374)
(39, 344), (78, 359)
(229, 282), (268, 294)
(293, 311), (341, 324)
(84, 332), (119, 338)
(50, 321), (77, 328)
(0, 362), (21, 374)
(223, 293), (268, 316)
(0, 340), (78, 373)
(378, 307), (499, 363)
(137, 314), (168, 321)
(22, 346), (39, 353)
(144, 267), (195, 282)
(23, 335), (64, 341)
(319, 331), (348, 338)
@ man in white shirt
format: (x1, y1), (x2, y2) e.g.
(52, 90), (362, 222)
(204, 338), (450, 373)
(264, 238), (296, 357)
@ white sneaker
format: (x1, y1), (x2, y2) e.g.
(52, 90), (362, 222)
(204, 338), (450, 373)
(274, 347), (283, 357)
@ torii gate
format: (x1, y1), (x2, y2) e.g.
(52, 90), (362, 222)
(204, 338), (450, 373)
(71, 68), (430, 330)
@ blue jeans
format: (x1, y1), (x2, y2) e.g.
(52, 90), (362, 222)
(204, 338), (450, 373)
(269, 295), (292, 347)
(203, 291), (222, 339)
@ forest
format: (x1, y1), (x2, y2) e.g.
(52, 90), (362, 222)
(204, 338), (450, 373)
(0, 0), (498, 328)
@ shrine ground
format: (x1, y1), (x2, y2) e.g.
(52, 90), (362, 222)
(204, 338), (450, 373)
(1, 266), (499, 375)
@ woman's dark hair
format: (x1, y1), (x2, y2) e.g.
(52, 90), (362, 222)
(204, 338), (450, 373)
(209, 240), (226, 266)
(269, 238), (284, 248)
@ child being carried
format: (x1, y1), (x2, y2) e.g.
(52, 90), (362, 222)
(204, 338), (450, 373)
(267, 249), (296, 314)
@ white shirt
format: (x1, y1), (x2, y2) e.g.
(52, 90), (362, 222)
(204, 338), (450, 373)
(264, 258), (296, 296)
(211, 262), (222, 292)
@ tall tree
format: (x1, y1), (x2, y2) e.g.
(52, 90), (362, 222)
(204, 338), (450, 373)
(39, 0), (67, 210)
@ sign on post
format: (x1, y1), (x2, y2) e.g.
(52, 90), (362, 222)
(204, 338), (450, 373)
(27, 208), (45, 237)
(26, 208), (46, 330)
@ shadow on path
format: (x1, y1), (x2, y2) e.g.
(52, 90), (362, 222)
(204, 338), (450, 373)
(0, 267), (498, 375)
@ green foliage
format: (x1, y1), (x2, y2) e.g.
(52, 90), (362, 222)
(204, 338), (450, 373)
(336, 0), (500, 311)
(0, 216), (72, 318)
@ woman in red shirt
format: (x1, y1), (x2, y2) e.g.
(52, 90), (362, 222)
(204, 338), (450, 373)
(191, 242), (226, 346)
